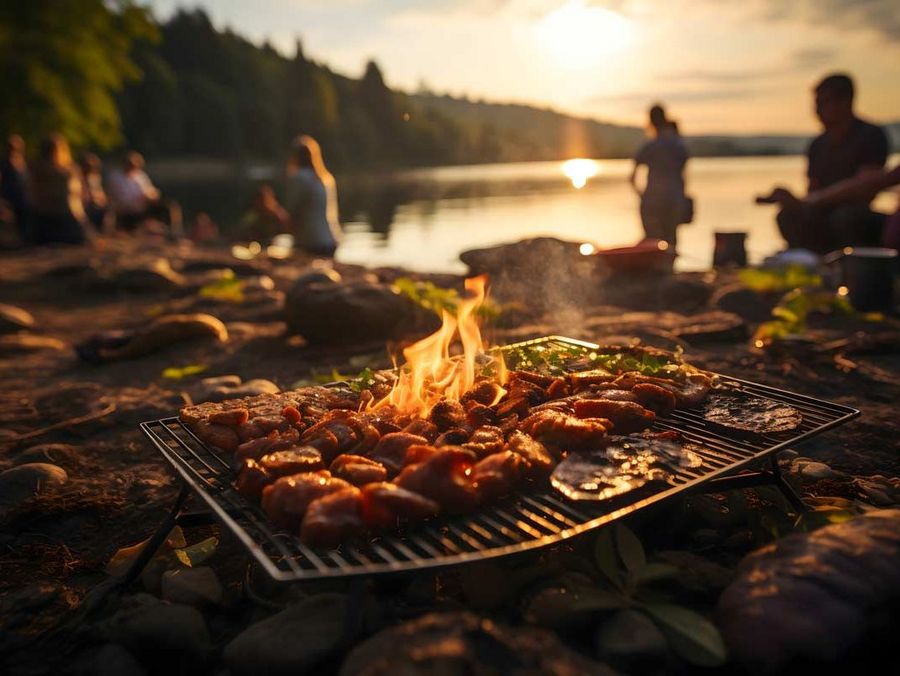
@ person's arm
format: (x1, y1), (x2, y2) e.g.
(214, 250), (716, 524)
(806, 164), (900, 208)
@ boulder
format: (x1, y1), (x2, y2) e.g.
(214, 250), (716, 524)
(161, 567), (223, 607)
(80, 643), (147, 676)
(340, 611), (612, 676)
(224, 594), (349, 676)
(0, 463), (68, 513)
(102, 601), (210, 664)
(710, 284), (778, 323)
(284, 280), (421, 345)
(76, 313), (228, 363)
(717, 509), (900, 673)
(0, 303), (35, 333)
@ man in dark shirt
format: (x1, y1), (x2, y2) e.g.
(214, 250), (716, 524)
(762, 73), (889, 253)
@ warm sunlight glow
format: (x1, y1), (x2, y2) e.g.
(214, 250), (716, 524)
(537, 1), (634, 69)
(562, 158), (600, 189)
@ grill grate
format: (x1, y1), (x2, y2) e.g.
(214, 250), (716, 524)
(140, 336), (859, 581)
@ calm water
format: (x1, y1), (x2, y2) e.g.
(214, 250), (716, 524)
(158, 155), (900, 273)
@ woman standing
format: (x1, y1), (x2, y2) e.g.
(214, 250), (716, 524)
(29, 134), (89, 245)
(284, 135), (342, 257)
(630, 104), (689, 249)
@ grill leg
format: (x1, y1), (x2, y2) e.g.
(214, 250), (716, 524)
(769, 454), (810, 514)
(122, 484), (192, 586)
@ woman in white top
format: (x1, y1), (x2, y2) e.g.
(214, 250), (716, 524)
(284, 135), (342, 257)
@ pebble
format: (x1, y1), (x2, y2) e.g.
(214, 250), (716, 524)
(161, 567), (223, 607)
(192, 376), (280, 403)
(0, 463), (68, 512)
(717, 509), (900, 672)
(224, 594), (349, 675)
(14, 443), (80, 467)
(855, 475), (900, 506)
(0, 334), (66, 354)
(0, 303), (35, 333)
(791, 459), (843, 482)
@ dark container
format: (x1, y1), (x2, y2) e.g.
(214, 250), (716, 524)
(713, 232), (747, 268)
(841, 247), (897, 313)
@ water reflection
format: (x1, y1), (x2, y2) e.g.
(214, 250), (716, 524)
(561, 159), (600, 189)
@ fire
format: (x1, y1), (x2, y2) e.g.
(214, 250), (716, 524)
(376, 275), (506, 417)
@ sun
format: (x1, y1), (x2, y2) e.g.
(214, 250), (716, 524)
(537, 0), (635, 69)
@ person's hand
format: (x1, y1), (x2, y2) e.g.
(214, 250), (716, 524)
(755, 186), (800, 206)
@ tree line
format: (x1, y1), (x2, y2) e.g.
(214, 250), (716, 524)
(1, 2), (655, 171)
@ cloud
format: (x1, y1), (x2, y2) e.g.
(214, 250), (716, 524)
(754, 0), (900, 42)
(791, 46), (839, 69)
(586, 88), (763, 105)
(655, 67), (782, 84)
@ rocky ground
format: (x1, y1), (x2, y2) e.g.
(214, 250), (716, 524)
(0, 237), (898, 675)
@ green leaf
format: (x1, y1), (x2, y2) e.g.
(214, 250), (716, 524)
(614, 524), (646, 574)
(632, 562), (679, 585)
(568, 587), (630, 613)
(594, 529), (625, 591)
(642, 603), (728, 667)
(174, 536), (218, 567)
(162, 364), (208, 380)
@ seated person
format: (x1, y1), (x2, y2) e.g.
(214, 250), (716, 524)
(107, 151), (182, 236)
(759, 73), (889, 253)
(80, 153), (108, 230)
(236, 184), (289, 242)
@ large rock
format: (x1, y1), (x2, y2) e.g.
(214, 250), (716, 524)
(340, 611), (611, 676)
(0, 463), (68, 513)
(76, 313), (228, 363)
(161, 567), (222, 607)
(0, 303), (35, 333)
(284, 280), (421, 345)
(80, 643), (147, 676)
(717, 509), (900, 673)
(102, 600), (210, 664)
(224, 594), (349, 675)
(710, 284), (778, 323)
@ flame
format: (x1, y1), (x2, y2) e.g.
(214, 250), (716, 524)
(376, 275), (505, 417)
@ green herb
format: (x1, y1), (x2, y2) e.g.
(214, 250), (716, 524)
(162, 364), (208, 380)
(392, 277), (501, 320)
(198, 269), (246, 304)
(738, 265), (822, 293)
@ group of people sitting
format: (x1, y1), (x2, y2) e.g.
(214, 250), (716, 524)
(0, 133), (343, 257)
(0, 134), (180, 246)
(631, 72), (899, 255)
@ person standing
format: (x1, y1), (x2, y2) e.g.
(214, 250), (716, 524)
(760, 73), (889, 252)
(630, 104), (689, 249)
(284, 135), (342, 257)
(0, 134), (30, 242)
(28, 134), (90, 245)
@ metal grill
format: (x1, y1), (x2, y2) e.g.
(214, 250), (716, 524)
(140, 336), (859, 582)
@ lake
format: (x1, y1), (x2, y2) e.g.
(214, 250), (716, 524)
(156, 155), (900, 273)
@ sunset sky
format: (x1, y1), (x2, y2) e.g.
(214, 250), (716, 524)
(148, 0), (900, 135)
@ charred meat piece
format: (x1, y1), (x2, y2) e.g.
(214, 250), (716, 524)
(505, 430), (555, 476)
(594, 389), (638, 402)
(473, 450), (523, 499)
(569, 369), (616, 390)
(259, 447), (325, 476)
(395, 447), (479, 513)
(435, 427), (470, 447)
(509, 370), (555, 389)
(463, 425), (506, 459)
(572, 399), (656, 434)
(360, 482), (440, 530)
(300, 487), (365, 547)
(261, 471), (351, 531)
(404, 444), (439, 466)
(495, 394), (531, 419)
(465, 403), (498, 429)
(208, 408), (249, 426)
(520, 410), (611, 450)
(429, 399), (467, 431)
(347, 424), (381, 455)
(369, 432), (429, 475)
(462, 379), (505, 407)
(631, 383), (676, 415)
(402, 419), (438, 442)
(301, 428), (340, 462)
(235, 459), (271, 500)
(193, 420), (240, 453)
(505, 374), (549, 405)
(701, 391), (802, 434)
(546, 378), (570, 399)
(330, 454), (389, 486)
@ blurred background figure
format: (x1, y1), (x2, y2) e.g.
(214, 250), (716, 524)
(28, 134), (90, 245)
(237, 184), (289, 242)
(80, 153), (108, 231)
(760, 73), (889, 253)
(188, 211), (220, 245)
(107, 151), (182, 236)
(284, 135), (342, 257)
(630, 104), (690, 249)
(0, 134), (30, 243)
